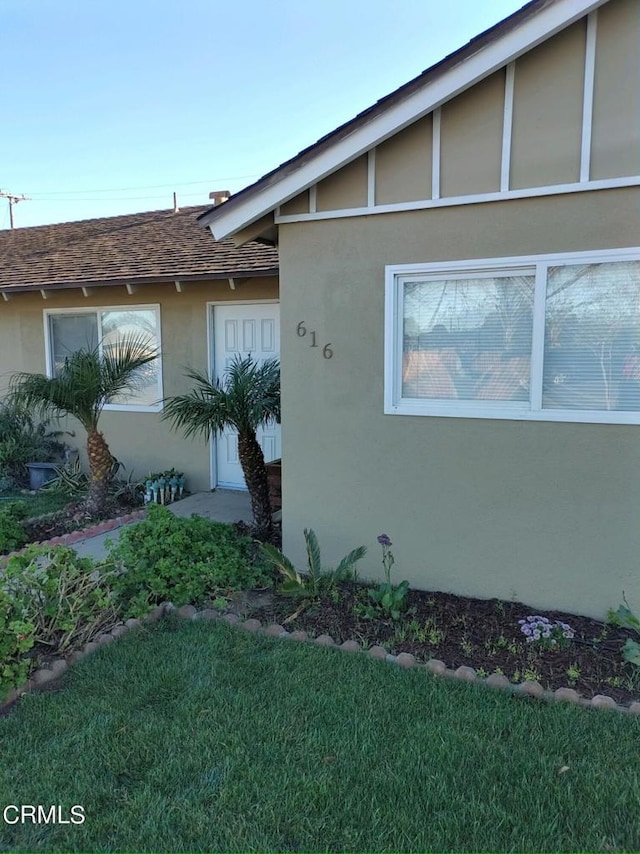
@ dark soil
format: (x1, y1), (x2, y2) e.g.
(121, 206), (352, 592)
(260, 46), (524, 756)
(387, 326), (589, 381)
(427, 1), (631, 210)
(22, 493), (142, 545)
(241, 581), (640, 707)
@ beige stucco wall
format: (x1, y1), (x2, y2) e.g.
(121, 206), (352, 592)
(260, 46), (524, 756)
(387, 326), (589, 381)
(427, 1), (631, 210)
(375, 115), (432, 204)
(510, 19), (585, 189)
(0, 276), (278, 493)
(280, 190), (310, 216)
(316, 155), (368, 211)
(591, 0), (640, 180)
(441, 70), (504, 197)
(278, 187), (640, 620)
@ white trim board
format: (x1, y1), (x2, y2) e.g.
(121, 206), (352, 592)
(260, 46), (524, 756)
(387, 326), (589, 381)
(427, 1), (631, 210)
(275, 174), (640, 224)
(204, 0), (608, 240)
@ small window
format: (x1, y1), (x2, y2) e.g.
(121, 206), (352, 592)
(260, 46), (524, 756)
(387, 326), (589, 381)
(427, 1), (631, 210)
(385, 250), (640, 424)
(45, 305), (162, 412)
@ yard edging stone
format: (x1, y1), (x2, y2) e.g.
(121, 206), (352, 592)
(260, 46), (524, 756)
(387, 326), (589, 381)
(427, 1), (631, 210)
(2, 600), (638, 717)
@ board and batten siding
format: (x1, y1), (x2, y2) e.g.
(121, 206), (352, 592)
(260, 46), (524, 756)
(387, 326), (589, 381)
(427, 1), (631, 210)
(275, 0), (640, 226)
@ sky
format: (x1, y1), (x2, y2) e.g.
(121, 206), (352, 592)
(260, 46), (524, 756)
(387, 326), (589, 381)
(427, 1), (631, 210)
(2, 0), (525, 230)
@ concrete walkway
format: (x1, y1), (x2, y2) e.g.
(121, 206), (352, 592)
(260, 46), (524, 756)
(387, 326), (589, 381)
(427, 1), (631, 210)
(73, 490), (252, 562)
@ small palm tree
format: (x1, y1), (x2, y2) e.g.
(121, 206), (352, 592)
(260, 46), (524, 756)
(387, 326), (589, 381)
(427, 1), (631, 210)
(162, 354), (280, 540)
(8, 333), (158, 516)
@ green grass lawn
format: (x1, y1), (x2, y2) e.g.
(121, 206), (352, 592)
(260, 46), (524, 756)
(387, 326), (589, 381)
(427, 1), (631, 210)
(1, 618), (640, 853)
(0, 490), (74, 518)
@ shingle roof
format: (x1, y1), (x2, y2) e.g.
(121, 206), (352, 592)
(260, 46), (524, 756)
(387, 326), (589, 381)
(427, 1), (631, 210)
(0, 205), (278, 292)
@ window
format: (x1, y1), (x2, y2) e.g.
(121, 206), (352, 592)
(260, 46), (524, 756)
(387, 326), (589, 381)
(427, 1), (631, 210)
(385, 249), (640, 424)
(44, 305), (162, 412)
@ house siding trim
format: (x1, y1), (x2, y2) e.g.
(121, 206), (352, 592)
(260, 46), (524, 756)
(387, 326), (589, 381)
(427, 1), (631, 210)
(275, 174), (640, 224)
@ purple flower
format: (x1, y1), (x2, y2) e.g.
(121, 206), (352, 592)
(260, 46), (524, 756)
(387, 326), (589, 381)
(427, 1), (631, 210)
(377, 534), (392, 547)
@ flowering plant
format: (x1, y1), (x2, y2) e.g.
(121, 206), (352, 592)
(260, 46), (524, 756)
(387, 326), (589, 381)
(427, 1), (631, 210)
(367, 535), (409, 620)
(518, 615), (574, 649)
(377, 534), (394, 584)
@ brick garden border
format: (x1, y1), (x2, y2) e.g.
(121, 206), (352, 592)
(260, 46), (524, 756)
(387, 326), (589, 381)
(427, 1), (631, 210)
(0, 508), (147, 565)
(3, 600), (640, 717)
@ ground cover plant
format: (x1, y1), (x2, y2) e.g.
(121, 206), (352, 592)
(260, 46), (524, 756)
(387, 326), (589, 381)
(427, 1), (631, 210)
(1, 618), (640, 853)
(107, 504), (269, 615)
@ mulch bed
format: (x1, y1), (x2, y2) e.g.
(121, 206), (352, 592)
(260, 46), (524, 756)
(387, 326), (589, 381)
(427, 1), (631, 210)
(243, 581), (640, 707)
(22, 494), (142, 545)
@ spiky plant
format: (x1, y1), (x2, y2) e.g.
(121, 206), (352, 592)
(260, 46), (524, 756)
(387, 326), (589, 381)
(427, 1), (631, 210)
(162, 354), (280, 540)
(8, 333), (158, 516)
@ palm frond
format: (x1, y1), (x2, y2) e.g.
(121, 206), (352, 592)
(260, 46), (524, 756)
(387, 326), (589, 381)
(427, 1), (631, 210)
(100, 331), (159, 401)
(163, 355), (280, 440)
(334, 545), (367, 579)
(303, 528), (322, 582)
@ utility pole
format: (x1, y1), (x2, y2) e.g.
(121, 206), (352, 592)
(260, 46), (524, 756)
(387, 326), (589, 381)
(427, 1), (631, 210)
(0, 190), (30, 229)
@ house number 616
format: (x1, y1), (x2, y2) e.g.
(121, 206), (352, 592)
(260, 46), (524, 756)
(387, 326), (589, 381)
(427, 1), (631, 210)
(296, 321), (333, 359)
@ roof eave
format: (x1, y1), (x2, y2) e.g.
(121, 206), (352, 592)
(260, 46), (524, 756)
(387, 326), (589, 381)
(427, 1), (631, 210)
(201, 0), (606, 241)
(0, 267), (280, 296)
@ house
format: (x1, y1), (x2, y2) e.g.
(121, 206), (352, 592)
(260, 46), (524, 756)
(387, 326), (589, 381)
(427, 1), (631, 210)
(200, 0), (640, 619)
(0, 205), (279, 493)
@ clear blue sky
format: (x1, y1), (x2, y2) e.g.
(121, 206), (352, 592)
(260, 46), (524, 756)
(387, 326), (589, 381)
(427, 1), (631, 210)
(2, 0), (524, 229)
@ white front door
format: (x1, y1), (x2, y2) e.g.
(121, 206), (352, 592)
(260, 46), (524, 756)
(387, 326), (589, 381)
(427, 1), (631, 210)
(211, 303), (281, 489)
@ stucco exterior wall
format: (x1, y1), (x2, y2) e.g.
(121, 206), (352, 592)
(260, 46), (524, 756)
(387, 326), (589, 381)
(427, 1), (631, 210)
(278, 187), (640, 619)
(0, 277), (278, 492)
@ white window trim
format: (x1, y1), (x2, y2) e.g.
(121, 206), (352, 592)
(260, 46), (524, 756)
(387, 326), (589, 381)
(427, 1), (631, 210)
(384, 247), (640, 425)
(43, 304), (163, 413)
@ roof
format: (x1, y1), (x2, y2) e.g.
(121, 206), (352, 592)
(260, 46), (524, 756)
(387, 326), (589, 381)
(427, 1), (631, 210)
(199, 0), (604, 240)
(0, 205), (278, 293)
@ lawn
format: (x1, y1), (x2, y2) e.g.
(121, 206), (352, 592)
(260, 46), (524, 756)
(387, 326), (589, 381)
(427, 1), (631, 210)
(0, 490), (73, 519)
(1, 618), (640, 852)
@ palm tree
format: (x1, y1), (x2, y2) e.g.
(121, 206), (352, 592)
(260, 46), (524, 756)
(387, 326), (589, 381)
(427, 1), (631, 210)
(8, 333), (158, 516)
(162, 354), (280, 540)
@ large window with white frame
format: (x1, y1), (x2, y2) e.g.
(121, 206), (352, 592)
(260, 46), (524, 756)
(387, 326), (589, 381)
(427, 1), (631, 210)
(44, 305), (163, 412)
(384, 249), (640, 424)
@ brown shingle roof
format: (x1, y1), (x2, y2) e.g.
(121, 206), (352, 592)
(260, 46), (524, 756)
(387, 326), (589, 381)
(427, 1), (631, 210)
(0, 205), (278, 292)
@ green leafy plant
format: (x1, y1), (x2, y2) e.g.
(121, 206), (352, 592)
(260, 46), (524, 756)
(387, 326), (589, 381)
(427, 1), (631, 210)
(566, 663), (581, 685)
(608, 599), (640, 666)
(3, 545), (120, 654)
(9, 333), (158, 516)
(0, 585), (35, 699)
(0, 500), (28, 554)
(108, 504), (268, 615)
(366, 534), (410, 620)
(261, 528), (366, 600)
(0, 400), (66, 490)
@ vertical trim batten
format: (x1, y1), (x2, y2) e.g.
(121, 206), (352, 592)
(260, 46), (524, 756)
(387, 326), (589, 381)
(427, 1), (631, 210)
(580, 11), (598, 183)
(367, 149), (376, 207)
(501, 63), (515, 192)
(432, 108), (441, 200)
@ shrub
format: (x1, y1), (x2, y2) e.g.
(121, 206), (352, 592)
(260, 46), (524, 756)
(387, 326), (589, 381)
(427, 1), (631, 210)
(0, 544), (119, 698)
(3, 545), (120, 655)
(0, 401), (64, 490)
(0, 500), (28, 554)
(107, 504), (268, 615)
(0, 587), (35, 700)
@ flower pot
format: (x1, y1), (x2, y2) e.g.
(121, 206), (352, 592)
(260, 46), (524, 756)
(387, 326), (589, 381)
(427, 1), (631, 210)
(266, 458), (282, 511)
(26, 462), (59, 491)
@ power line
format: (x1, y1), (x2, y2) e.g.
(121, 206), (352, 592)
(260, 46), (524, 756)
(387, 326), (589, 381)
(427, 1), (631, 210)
(0, 190), (30, 228)
(29, 191), (216, 203)
(26, 173), (261, 196)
